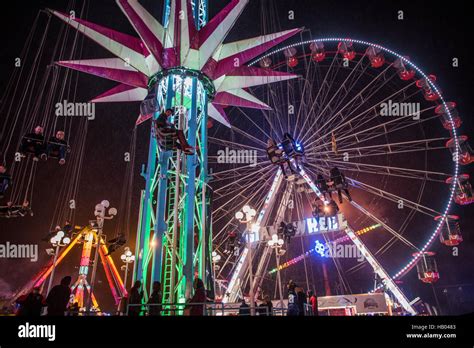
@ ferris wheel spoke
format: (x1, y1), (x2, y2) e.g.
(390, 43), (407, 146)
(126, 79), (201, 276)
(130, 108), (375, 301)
(336, 108), (436, 151)
(296, 54), (341, 138)
(348, 199), (420, 250)
(294, 66), (318, 137)
(213, 173), (272, 199)
(212, 165), (274, 197)
(209, 136), (268, 152)
(217, 121), (269, 148)
(328, 91), (422, 147)
(301, 61), (398, 145)
(235, 106), (276, 141)
(313, 58), (378, 134)
(211, 163), (273, 184)
(261, 82), (287, 136)
(346, 176), (441, 217)
(308, 111), (439, 154)
(213, 177), (272, 225)
(309, 137), (449, 160)
(307, 157), (449, 183)
(308, 55), (369, 130)
(302, 71), (417, 149)
(345, 205), (415, 275)
(303, 165), (421, 250)
(322, 68), (402, 135)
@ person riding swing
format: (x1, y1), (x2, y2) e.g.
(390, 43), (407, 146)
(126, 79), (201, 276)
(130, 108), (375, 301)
(154, 109), (194, 155)
(20, 126), (46, 161)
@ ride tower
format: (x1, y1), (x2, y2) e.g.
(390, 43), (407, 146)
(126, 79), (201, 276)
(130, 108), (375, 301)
(134, 0), (211, 306)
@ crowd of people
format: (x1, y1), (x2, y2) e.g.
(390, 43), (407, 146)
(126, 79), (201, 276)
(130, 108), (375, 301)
(16, 276), (72, 317)
(286, 280), (318, 316)
(236, 280), (319, 316)
(15, 272), (319, 317)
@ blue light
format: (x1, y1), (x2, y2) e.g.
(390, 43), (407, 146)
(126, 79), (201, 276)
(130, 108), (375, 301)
(314, 240), (327, 257)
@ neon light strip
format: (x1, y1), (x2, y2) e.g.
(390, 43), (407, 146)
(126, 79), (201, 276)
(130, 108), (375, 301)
(253, 168), (283, 239)
(223, 169), (283, 303)
(100, 238), (127, 296)
(251, 38), (460, 288)
(98, 245), (120, 305)
(79, 231), (94, 276)
(268, 224), (381, 274)
(222, 247), (248, 303)
(345, 227), (416, 315)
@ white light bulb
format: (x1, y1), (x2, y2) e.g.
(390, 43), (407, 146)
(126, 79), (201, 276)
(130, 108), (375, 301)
(235, 211), (244, 220)
(121, 254), (126, 261)
(212, 251), (217, 257)
(101, 200), (110, 208)
(249, 209), (256, 217)
(63, 237), (71, 245)
(56, 231), (65, 238)
(130, 255), (135, 261)
(242, 205), (250, 213)
(50, 237), (58, 244)
(126, 250), (132, 257)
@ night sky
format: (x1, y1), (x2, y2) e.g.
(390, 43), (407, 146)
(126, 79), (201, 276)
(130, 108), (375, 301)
(0, 0), (473, 314)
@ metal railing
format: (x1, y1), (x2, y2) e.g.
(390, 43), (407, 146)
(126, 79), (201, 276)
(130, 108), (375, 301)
(125, 302), (279, 316)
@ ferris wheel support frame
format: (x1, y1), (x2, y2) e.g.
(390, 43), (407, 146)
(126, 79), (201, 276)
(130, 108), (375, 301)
(222, 163), (418, 314)
(299, 170), (417, 314)
(344, 227), (417, 315)
(222, 168), (284, 303)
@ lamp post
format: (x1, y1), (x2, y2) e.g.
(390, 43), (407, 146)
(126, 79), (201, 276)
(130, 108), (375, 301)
(86, 200), (117, 313)
(120, 247), (135, 292)
(267, 234), (285, 313)
(235, 205), (257, 315)
(211, 251), (221, 301)
(46, 230), (71, 295)
(118, 247), (135, 315)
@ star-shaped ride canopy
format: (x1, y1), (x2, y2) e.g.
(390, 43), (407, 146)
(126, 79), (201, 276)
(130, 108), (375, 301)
(50, 0), (301, 127)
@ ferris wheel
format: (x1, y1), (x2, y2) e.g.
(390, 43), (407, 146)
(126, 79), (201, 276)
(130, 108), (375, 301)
(208, 37), (471, 310)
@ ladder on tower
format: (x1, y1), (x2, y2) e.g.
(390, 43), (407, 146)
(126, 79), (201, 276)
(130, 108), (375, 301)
(161, 151), (179, 309)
